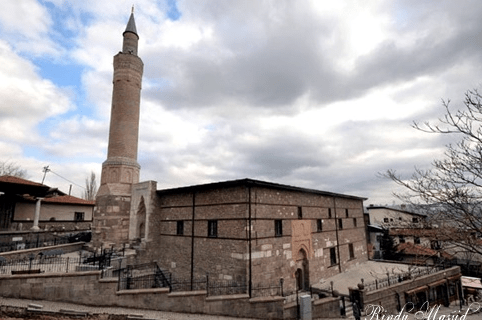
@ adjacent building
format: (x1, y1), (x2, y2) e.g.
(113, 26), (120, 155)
(0, 175), (94, 231)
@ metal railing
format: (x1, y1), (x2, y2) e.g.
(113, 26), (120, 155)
(117, 262), (171, 291)
(116, 262), (258, 297)
(207, 276), (247, 296)
(171, 276), (207, 292)
(0, 257), (89, 274)
(0, 231), (91, 253)
(363, 266), (442, 291)
(250, 282), (282, 297)
(0, 250), (117, 275)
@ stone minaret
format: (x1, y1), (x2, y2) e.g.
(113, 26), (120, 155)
(94, 10), (144, 247)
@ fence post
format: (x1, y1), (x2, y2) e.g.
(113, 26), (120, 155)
(340, 296), (346, 316)
(206, 274), (209, 296)
(28, 254), (34, 272)
(280, 278), (284, 297)
(118, 268), (122, 291)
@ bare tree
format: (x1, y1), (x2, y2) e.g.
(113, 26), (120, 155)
(0, 160), (27, 178)
(83, 171), (97, 201)
(385, 89), (482, 260)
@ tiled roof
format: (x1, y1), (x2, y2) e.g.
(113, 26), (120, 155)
(42, 195), (95, 206)
(21, 194), (94, 206)
(390, 228), (440, 237)
(389, 227), (461, 241)
(0, 175), (45, 186)
(396, 242), (453, 260)
(396, 242), (436, 256)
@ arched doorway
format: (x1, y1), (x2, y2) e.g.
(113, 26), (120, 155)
(295, 248), (310, 291)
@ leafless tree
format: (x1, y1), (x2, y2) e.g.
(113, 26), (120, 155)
(83, 171), (97, 201)
(385, 89), (482, 260)
(0, 160), (27, 178)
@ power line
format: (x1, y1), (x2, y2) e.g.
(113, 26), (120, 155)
(41, 166), (85, 190)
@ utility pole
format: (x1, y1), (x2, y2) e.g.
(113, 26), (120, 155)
(41, 165), (50, 184)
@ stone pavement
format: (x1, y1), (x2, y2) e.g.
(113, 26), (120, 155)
(0, 297), (257, 320)
(312, 261), (416, 295)
(1, 296), (481, 320)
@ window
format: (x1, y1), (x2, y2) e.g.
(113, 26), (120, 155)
(317, 219), (323, 232)
(208, 220), (217, 238)
(345, 209), (349, 218)
(412, 217), (419, 223)
(74, 212), (84, 221)
(177, 221), (184, 235)
(383, 218), (389, 223)
(275, 220), (283, 237)
(349, 243), (355, 259)
(338, 218), (343, 229)
(414, 237), (421, 244)
(298, 207), (302, 219)
(328, 208), (332, 219)
(330, 247), (337, 266)
(353, 218), (357, 227)
(399, 235), (405, 243)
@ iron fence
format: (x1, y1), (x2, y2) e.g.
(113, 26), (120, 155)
(207, 277), (247, 296)
(171, 276), (207, 292)
(116, 262), (253, 297)
(0, 250), (117, 275)
(0, 257), (86, 274)
(117, 262), (172, 291)
(0, 232), (92, 254)
(118, 272), (171, 290)
(0, 237), (69, 253)
(250, 283), (282, 298)
(364, 266), (442, 291)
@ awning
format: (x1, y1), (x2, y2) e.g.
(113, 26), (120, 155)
(428, 279), (447, 287)
(406, 286), (428, 295)
(461, 276), (482, 289)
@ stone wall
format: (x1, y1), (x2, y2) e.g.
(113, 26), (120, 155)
(93, 194), (132, 247)
(0, 272), (287, 319)
(147, 186), (249, 282)
(283, 296), (341, 319)
(250, 186), (368, 294)
(142, 182), (368, 296)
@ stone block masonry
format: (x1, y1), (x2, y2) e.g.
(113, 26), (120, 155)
(141, 179), (368, 298)
(0, 272), (286, 319)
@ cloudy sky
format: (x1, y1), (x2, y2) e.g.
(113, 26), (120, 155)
(1, 0), (481, 204)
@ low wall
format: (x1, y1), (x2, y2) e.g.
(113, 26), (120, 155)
(0, 242), (85, 260)
(0, 271), (286, 319)
(284, 296), (340, 319)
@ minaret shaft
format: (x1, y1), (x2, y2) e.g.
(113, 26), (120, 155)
(94, 12), (143, 247)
